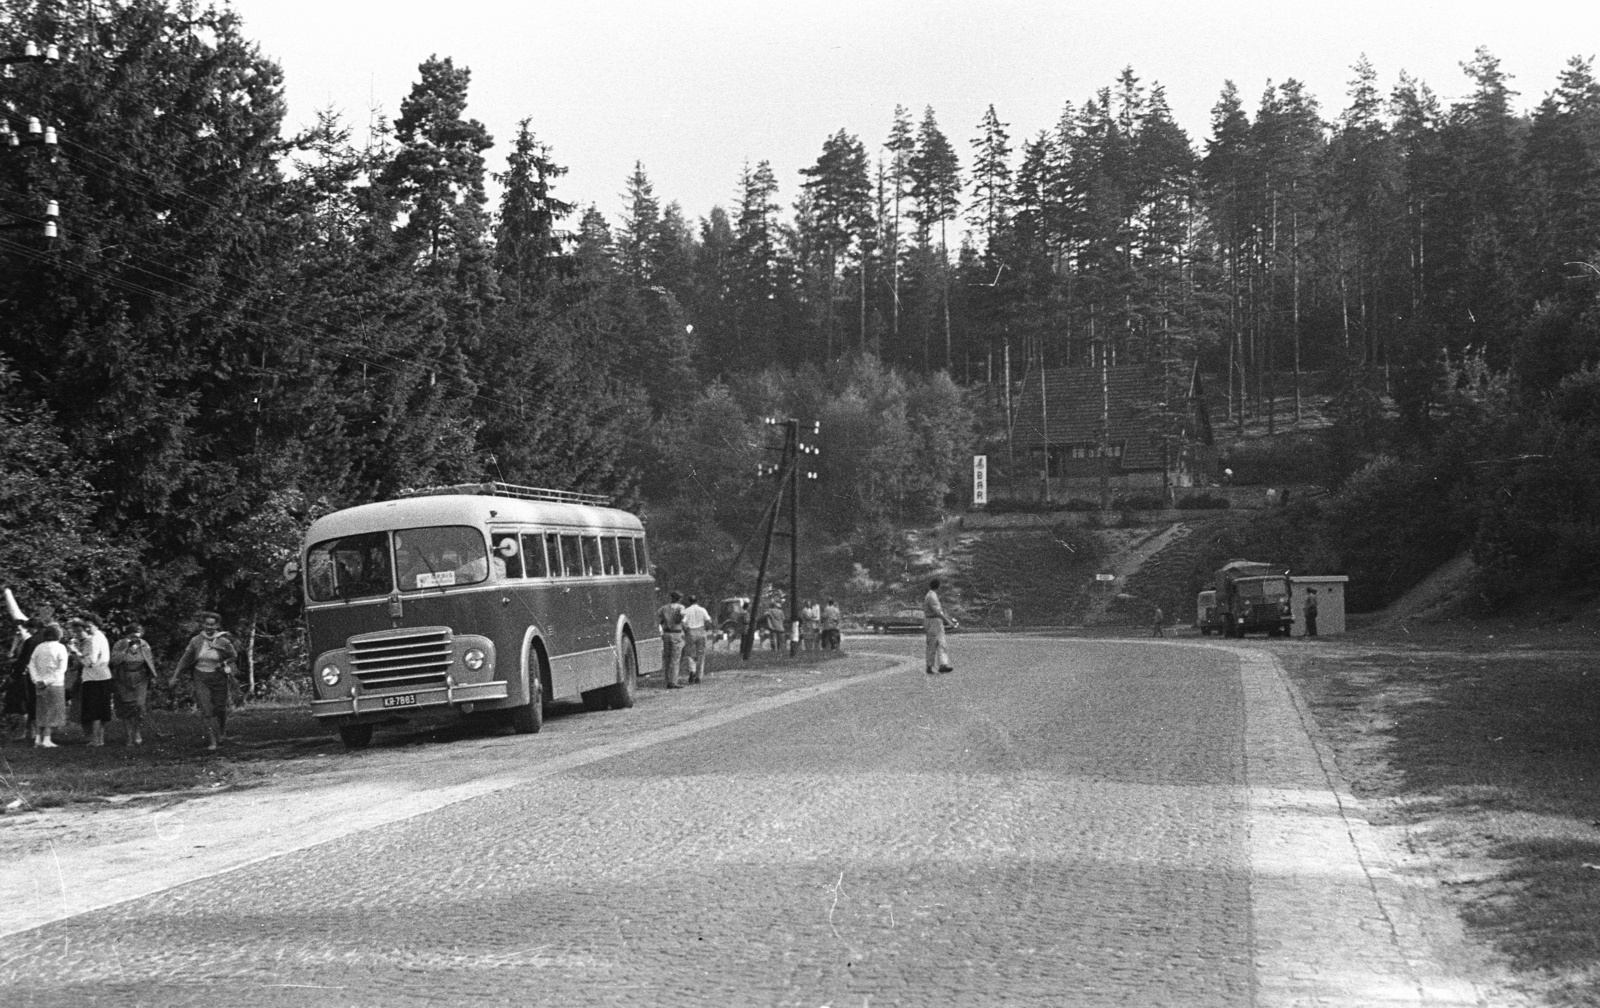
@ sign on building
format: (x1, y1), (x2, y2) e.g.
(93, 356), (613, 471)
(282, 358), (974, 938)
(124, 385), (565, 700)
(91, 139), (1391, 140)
(973, 454), (988, 506)
(1095, 573), (1115, 582)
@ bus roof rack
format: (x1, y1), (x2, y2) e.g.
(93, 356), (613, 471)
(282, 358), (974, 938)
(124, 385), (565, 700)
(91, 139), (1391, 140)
(397, 482), (612, 507)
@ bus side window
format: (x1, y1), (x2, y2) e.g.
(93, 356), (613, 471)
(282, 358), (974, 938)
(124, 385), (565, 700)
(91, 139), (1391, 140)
(521, 533), (549, 578)
(635, 536), (650, 573)
(560, 534), (583, 576)
(546, 533), (564, 576)
(581, 535), (603, 578)
(617, 537), (637, 575)
(599, 536), (620, 576)
(491, 532), (523, 579)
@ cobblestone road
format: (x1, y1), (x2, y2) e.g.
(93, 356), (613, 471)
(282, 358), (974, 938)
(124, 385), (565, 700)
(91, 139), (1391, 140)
(0, 637), (1508, 1007)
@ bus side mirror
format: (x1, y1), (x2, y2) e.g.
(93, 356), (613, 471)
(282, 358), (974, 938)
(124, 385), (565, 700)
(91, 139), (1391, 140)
(281, 560), (301, 584)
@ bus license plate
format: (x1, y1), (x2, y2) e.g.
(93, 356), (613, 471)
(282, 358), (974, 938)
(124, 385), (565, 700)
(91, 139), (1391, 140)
(382, 694), (417, 708)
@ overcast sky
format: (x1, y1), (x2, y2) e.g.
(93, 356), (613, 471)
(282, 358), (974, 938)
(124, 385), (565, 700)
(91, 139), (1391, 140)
(232, 0), (1600, 230)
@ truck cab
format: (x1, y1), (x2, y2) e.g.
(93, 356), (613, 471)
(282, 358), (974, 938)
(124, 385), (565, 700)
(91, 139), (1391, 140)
(1213, 560), (1294, 638)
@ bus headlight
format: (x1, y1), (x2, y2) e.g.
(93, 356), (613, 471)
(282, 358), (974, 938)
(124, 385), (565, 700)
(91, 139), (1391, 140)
(463, 648), (486, 671)
(320, 666), (341, 687)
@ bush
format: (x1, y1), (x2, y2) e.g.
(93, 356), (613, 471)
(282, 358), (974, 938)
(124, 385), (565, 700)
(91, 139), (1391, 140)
(1112, 493), (1167, 511)
(978, 498), (1058, 514)
(1176, 493), (1231, 510)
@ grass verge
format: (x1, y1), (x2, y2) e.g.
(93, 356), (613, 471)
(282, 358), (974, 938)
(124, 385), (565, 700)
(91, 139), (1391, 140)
(0, 647), (861, 812)
(0, 701), (330, 812)
(1277, 626), (1600, 1007)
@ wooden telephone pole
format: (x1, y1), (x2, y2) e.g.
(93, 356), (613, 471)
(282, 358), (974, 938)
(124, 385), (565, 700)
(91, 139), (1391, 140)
(740, 418), (821, 660)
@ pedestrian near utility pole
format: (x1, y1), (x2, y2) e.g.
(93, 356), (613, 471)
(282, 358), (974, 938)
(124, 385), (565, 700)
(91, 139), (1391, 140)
(741, 417), (821, 660)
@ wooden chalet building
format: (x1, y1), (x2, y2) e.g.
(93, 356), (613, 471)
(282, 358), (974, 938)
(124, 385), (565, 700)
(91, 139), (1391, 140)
(1002, 363), (1214, 501)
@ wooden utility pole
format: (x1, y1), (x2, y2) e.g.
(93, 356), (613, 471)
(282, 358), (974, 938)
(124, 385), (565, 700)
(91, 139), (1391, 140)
(788, 420), (800, 655)
(741, 417), (819, 660)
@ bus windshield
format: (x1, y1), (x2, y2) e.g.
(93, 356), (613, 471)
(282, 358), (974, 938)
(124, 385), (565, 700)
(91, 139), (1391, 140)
(394, 526), (489, 591)
(307, 531), (393, 602)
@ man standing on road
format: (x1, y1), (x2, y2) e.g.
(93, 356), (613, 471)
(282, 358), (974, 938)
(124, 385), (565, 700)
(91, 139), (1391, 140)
(759, 599), (784, 651)
(657, 591), (687, 688)
(1304, 589), (1319, 637)
(821, 598), (841, 650)
(681, 595), (711, 684)
(1151, 604), (1165, 637)
(923, 578), (958, 675)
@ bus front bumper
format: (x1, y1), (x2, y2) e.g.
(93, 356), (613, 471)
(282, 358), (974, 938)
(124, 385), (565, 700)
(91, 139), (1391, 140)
(311, 679), (510, 720)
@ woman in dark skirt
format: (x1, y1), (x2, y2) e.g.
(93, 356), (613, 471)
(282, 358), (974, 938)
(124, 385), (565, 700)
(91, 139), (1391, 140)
(68, 617), (114, 746)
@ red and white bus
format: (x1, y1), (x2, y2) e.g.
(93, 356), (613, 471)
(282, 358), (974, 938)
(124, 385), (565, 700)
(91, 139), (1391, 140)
(300, 483), (659, 749)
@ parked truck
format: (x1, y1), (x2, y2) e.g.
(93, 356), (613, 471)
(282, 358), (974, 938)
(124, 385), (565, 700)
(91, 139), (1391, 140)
(1212, 560), (1294, 638)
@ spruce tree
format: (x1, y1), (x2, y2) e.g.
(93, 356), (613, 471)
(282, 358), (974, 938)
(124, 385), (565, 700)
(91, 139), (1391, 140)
(494, 119), (574, 304)
(968, 104), (1013, 243)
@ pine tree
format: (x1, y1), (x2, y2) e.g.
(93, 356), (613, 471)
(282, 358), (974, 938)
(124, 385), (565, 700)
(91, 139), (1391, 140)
(380, 56), (495, 291)
(618, 161), (662, 285)
(885, 105), (916, 345)
(908, 107), (961, 369)
(799, 129), (874, 356)
(968, 104), (1013, 243)
(729, 160), (789, 365)
(493, 119), (574, 304)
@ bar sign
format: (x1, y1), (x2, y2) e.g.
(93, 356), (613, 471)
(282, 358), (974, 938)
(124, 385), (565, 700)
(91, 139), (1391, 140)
(973, 454), (988, 505)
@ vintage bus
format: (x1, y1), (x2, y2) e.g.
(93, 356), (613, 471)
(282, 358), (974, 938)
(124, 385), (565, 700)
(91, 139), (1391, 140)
(299, 482), (660, 749)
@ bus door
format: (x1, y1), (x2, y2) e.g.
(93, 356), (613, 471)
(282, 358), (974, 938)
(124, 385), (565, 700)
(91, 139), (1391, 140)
(540, 531), (588, 689)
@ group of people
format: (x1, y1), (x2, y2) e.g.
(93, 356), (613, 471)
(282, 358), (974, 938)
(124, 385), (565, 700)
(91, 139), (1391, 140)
(727, 595), (845, 653)
(6, 610), (242, 750)
(656, 591), (712, 689)
(654, 590), (851, 686)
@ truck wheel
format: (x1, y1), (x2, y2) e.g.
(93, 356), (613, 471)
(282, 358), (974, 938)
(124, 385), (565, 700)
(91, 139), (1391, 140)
(605, 634), (638, 710)
(510, 673), (543, 734)
(338, 724), (373, 750)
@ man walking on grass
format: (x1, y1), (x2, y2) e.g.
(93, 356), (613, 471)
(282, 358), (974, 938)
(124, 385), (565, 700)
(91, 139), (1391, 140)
(924, 579), (958, 675)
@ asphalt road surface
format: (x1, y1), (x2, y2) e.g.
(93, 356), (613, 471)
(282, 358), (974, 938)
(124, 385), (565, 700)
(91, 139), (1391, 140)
(0, 636), (1503, 1007)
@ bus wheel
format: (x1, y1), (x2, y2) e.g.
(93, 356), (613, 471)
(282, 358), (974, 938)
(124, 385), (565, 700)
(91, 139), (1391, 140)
(606, 634), (638, 710)
(510, 674), (543, 734)
(339, 724), (373, 750)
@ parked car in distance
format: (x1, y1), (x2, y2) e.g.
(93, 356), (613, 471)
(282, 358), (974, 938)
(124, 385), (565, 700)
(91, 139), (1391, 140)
(868, 609), (938, 634)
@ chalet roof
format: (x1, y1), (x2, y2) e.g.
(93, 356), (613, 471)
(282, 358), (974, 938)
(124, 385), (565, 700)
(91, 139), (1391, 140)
(1011, 364), (1169, 470)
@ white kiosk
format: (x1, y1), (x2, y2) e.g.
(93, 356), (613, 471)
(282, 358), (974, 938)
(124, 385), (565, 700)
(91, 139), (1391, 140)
(1290, 575), (1349, 636)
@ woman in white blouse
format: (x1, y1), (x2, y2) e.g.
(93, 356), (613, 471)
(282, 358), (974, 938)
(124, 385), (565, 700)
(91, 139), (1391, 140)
(68, 618), (113, 746)
(27, 623), (69, 747)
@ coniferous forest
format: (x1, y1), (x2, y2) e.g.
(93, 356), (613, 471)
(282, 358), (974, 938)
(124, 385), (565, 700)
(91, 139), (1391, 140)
(5, 1), (1600, 677)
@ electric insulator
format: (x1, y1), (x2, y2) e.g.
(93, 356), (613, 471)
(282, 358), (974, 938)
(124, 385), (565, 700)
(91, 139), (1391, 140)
(26, 117), (41, 135)
(43, 219), (56, 238)
(23, 41), (38, 58)
(42, 126), (56, 145)
(44, 200), (58, 217)
(44, 44), (59, 61)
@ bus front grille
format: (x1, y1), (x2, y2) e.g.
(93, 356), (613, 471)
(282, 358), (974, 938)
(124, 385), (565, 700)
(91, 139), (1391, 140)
(348, 627), (453, 692)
